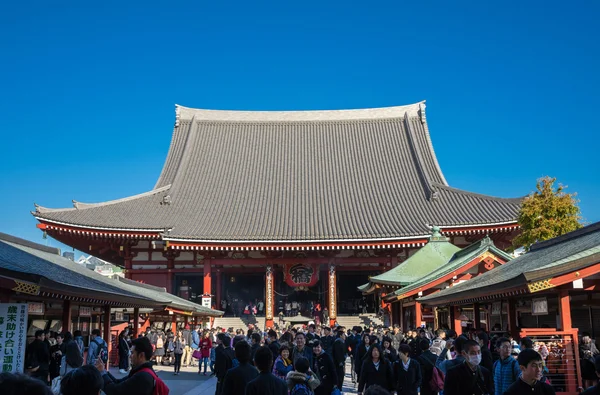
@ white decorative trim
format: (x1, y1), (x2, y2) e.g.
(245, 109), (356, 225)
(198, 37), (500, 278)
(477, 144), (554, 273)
(164, 234), (429, 244)
(175, 101), (425, 122)
(169, 241), (427, 251)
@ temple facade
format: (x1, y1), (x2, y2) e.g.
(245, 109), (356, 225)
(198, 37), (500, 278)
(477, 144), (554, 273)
(33, 101), (522, 327)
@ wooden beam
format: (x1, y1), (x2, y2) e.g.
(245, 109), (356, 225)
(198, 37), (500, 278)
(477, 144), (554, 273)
(559, 289), (572, 331)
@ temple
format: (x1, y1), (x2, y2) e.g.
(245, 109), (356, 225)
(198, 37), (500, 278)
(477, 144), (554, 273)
(33, 101), (522, 327)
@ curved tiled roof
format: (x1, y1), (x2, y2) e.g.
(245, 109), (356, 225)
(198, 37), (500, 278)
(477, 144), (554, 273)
(34, 102), (521, 243)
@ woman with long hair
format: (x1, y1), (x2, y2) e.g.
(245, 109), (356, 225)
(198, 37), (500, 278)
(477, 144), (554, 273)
(381, 336), (398, 364)
(354, 333), (372, 381)
(358, 345), (394, 394)
(117, 329), (130, 374)
(199, 331), (213, 375)
(173, 330), (185, 375)
(153, 331), (165, 365)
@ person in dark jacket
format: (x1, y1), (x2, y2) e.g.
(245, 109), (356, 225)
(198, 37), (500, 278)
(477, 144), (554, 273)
(476, 331), (494, 374)
(60, 365), (103, 395)
(416, 339), (438, 395)
(117, 329), (130, 374)
(332, 330), (347, 390)
(292, 332), (313, 368)
(320, 327), (335, 356)
(215, 333), (235, 395)
(312, 340), (339, 395)
(0, 372), (53, 395)
(250, 332), (262, 365)
(381, 336), (398, 364)
(443, 339), (493, 395)
(221, 341), (259, 395)
(395, 344), (422, 395)
(49, 333), (64, 379)
(26, 330), (51, 385)
(246, 346), (288, 395)
(358, 345), (394, 394)
(355, 333), (372, 382)
(95, 336), (157, 395)
(504, 349), (555, 395)
(267, 330), (281, 360)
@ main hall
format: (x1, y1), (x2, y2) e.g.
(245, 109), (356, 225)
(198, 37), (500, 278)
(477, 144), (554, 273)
(33, 101), (522, 327)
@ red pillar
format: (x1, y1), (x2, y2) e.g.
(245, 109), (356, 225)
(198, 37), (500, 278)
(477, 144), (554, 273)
(474, 303), (481, 330)
(62, 300), (72, 334)
(559, 290), (572, 330)
(216, 270), (222, 310)
(452, 306), (462, 334)
(124, 256), (133, 280)
(415, 301), (423, 328)
(171, 314), (177, 334)
(203, 261), (212, 296)
(103, 305), (111, 369)
(133, 307), (140, 338)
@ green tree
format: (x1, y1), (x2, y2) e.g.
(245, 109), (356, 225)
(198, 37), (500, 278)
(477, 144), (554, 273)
(513, 176), (583, 250)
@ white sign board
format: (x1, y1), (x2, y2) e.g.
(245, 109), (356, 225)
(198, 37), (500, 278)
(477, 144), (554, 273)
(201, 297), (211, 308)
(0, 303), (28, 373)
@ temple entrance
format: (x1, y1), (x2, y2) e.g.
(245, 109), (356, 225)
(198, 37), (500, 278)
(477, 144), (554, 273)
(221, 273), (265, 317)
(275, 281), (325, 318)
(337, 272), (379, 315)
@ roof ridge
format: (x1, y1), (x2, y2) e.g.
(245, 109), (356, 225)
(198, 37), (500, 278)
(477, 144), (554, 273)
(34, 185), (171, 214)
(0, 233), (60, 255)
(418, 103), (448, 186)
(175, 101), (426, 122)
(404, 112), (436, 201)
(530, 221), (600, 251)
(432, 183), (525, 203)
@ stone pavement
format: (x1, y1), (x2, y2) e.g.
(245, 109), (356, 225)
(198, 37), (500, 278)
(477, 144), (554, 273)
(109, 358), (359, 395)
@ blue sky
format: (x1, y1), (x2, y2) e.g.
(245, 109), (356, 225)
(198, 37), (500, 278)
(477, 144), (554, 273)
(1, 1), (598, 253)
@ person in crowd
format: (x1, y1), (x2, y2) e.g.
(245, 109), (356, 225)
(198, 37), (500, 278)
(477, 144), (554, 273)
(117, 329), (130, 374)
(355, 332), (372, 381)
(96, 336), (164, 395)
(475, 331), (494, 374)
(358, 345), (394, 395)
(257, 300), (265, 317)
(381, 336), (398, 364)
(214, 333), (235, 395)
(87, 329), (107, 366)
(363, 384), (393, 395)
(0, 372), (53, 395)
(268, 329), (281, 360)
(246, 346), (288, 395)
(221, 341), (259, 395)
(323, 307), (329, 326)
(292, 332), (314, 368)
(49, 332), (64, 379)
(60, 332), (84, 376)
(286, 356), (321, 395)
(395, 344), (422, 395)
(250, 332), (262, 365)
(273, 345), (294, 380)
(312, 340), (338, 395)
(436, 336), (467, 374)
(172, 330), (185, 375)
(504, 348), (556, 395)
(191, 326), (201, 367)
(416, 338), (438, 395)
(209, 341), (217, 376)
(199, 331), (213, 375)
(348, 326), (362, 384)
(73, 330), (84, 357)
(306, 324), (318, 343)
(60, 365), (103, 395)
(429, 329), (447, 357)
(581, 332), (600, 389)
(391, 326), (403, 351)
(181, 325), (192, 367)
(26, 329), (51, 385)
(581, 354), (600, 395)
(443, 339), (492, 395)
(332, 329), (347, 390)
(320, 326), (334, 356)
(153, 331), (165, 365)
(493, 337), (521, 395)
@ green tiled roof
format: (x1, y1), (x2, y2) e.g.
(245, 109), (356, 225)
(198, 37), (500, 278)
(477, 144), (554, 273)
(358, 231), (460, 292)
(392, 236), (512, 299)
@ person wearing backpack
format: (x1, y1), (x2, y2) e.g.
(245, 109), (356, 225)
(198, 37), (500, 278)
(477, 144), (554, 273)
(95, 336), (169, 395)
(87, 329), (108, 366)
(286, 356), (321, 395)
(416, 339), (441, 395)
(493, 337), (521, 395)
(429, 330), (447, 358)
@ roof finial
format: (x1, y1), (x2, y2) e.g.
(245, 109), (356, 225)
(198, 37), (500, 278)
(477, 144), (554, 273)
(419, 102), (427, 124)
(431, 225), (441, 238)
(174, 104), (181, 128)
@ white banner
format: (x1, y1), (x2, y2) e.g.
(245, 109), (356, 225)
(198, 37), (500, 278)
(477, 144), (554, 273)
(0, 303), (28, 373)
(201, 297), (211, 308)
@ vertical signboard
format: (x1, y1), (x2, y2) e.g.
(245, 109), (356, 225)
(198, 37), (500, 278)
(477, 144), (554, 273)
(0, 303), (28, 373)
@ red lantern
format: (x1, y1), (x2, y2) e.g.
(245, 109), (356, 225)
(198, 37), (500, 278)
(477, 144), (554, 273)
(283, 263), (320, 288)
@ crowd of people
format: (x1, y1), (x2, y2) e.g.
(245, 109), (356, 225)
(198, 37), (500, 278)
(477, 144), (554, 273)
(7, 322), (600, 395)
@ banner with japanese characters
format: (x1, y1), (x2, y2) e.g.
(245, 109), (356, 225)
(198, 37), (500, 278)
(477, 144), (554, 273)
(0, 304), (28, 373)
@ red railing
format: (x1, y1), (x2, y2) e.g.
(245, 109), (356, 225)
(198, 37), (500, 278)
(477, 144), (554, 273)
(519, 328), (583, 394)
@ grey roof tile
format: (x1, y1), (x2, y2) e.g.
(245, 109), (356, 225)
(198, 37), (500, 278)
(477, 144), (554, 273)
(34, 102), (521, 242)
